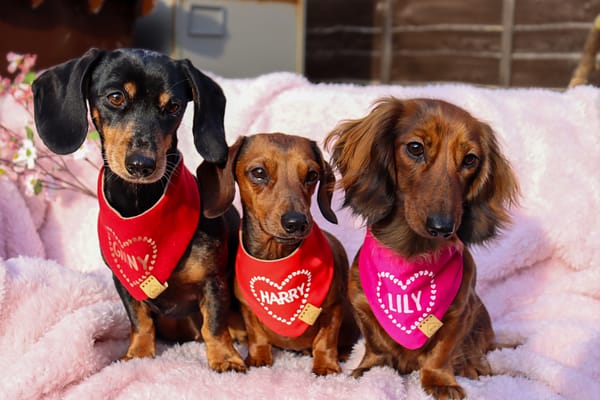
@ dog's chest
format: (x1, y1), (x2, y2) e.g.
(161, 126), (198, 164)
(144, 279), (201, 317)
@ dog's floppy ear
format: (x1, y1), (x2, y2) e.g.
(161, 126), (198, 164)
(311, 141), (338, 224)
(32, 48), (103, 155)
(458, 122), (519, 244)
(325, 98), (400, 225)
(179, 59), (228, 166)
(196, 136), (245, 218)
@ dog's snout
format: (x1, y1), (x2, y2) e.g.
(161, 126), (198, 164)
(426, 214), (455, 238)
(125, 153), (156, 178)
(281, 212), (309, 234)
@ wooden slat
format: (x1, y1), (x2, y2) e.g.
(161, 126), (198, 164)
(513, 29), (589, 52)
(390, 55), (500, 85)
(514, 0), (600, 24)
(393, 0), (503, 25)
(392, 30), (501, 52)
(306, 0), (375, 27)
(500, 0), (516, 86)
(305, 52), (376, 82)
(511, 59), (579, 87)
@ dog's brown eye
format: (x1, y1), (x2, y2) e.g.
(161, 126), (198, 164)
(462, 154), (479, 168)
(164, 101), (180, 114)
(249, 167), (268, 182)
(305, 170), (319, 184)
(107, 92), (125, 107)
(406, 142), (424, 159)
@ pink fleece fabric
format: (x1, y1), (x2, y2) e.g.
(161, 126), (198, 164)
(1, 72), (599, 400)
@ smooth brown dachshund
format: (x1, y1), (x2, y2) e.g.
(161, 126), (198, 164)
(199, 133), (360, 375)
(325, 98), (518, 399)
(32, 48), (246, 372)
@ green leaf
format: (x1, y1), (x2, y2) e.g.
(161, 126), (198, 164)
(25, 126), (34, 140)
(87, 131), (100, 140)
(23, 71), (37, 85)
(0, 168), (6, 175)
(33, 179), (43, 195)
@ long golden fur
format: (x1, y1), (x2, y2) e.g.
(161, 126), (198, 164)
(325, 97), (518, 399)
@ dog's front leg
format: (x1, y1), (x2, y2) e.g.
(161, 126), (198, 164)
(418, 268), (476, 400)
(113, 276), (156, 359)
(199, 275), (247, 372)
(239, 303), (273, 368)
(311, 303), (342, 376)
(419, 317), (467, 400)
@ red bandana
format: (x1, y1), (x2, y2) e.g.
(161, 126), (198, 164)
(235, 224), (334, 338)
(359, 229), (463, 349)
(97, 156), (200, 301)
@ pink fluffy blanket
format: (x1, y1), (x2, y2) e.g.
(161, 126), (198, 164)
(1, 73), (599, 400)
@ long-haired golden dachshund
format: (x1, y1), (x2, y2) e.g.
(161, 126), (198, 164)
(199, 133), (360, 375)
(325, 97), (518, 399)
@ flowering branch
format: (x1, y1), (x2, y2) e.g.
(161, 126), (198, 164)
(0, 53), (100, 199)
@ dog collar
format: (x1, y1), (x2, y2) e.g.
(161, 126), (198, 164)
(235, 224), (334, 338)
(97, 156), (200, 301)
(359, 229), (463, 349)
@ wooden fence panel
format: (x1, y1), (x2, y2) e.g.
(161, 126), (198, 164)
(305, 0), (600, 87)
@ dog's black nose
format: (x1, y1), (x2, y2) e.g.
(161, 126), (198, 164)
(125, 154), (156, 178)
(281, 212), (309, 234)
(426, 214), (455, 238)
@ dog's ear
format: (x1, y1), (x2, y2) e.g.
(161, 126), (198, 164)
(324, 98), (400, 225)
(32, 48), (103, 155)
(311, 141), (338, 224)
(196, 136), (245, 218)
(179, 59), (228, 166)
(458, 122), (519, 244)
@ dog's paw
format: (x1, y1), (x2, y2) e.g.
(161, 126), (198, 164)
(246, 355), (273, 368)
(312, 351), (342, 376)
(246, 345), (273, 368)
(350, 367), (369, 378)
(312, 363), (341, 376)
(421, 368), (466, 400)
(455, 354), (492, 379)
(209, 356), (247, 373)
(423, 384), (466, 400)
(120, 347), (156, 360)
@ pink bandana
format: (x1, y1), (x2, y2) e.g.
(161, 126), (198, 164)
(359, 229), (463, 349)
(97, 156), (200, 301)
(235, 224), (334, 338)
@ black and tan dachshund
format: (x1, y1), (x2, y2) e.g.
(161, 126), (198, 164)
(32, 48), (246, 372)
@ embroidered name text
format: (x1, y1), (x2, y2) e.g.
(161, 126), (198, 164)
(260, 283), (306, 305)
(110, 240), (150, 271)
(387, 291), (423, 313)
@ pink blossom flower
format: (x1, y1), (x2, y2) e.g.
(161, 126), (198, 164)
(14, 138), (37, 169)
(72, 142), (91, 160)
(0, 52), (98, 198)
(0, 77), (11, 95)
(23, 173), (40, 196)
(6, 52), (23, 74)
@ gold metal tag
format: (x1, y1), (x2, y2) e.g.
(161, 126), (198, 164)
(140, 275), (168, 299)
(417, 314), (443, 338)
(298, 303), (322, 325)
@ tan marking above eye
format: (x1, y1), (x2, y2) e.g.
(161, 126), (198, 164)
(123, 82), (137, 99)
(160, 92), (181, 113)
(159, 92), (171, 108)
